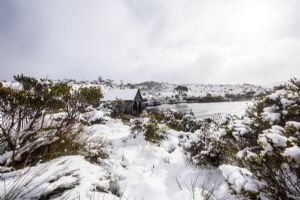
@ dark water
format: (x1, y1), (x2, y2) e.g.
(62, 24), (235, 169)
(158, 101), (251, 119)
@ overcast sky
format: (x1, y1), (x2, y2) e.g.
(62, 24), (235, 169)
(0, 0), (299, 84)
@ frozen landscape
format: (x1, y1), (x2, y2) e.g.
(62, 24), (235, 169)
(1, 0), (300, 199)
(1, 77), (299, 200)
(0, 87), (244, 199)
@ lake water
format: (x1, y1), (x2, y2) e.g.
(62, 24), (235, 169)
(158, 101), (251, 119)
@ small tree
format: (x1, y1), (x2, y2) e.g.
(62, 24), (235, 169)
(174, 85), (188, 95)
(174, 85), (188, 101)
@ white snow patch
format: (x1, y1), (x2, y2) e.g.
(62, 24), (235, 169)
(286, 121), (300, 130)
(0, 156), (115, 199)
(262, 106), (281, 124)
(284, 146), (300, 163)
(219, 165), (262, 194)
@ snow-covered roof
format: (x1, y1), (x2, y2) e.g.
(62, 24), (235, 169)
(102, 89), (139, 101)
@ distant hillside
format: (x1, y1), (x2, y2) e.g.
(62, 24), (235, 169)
(123, 81), (267, 105)
(0, 78), (268, 105)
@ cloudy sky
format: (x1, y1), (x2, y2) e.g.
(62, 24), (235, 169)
(0, 0), (299, 84)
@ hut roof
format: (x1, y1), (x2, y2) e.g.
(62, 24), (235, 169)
(102, 89), (140, 101)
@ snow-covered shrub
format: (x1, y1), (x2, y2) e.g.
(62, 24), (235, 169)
(130, 118), (144, 137)
(36, 123), (85, 162)
(148, 108), (201, 133)
(81, 109), (110, 125)
(110, 99), (125, 119)
(146, 107), (197, 132)
(180, 114), (202, 133)
(219, 164), (264, 199)
(81, 137), (110, 163)
(0, 75), (103, 167)
(166, 117), (184, 131)
(184, 131), (227, 167)
(219, 79), (300, 199)
(180, 118), (232, 167)
(144, 117), (161, 143)
(130, 117), (164, 143)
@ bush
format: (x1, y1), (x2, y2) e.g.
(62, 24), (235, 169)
(79, 86), (103, 108)
(209, 79), (300, 199)
(144, 118), (161, 143)
(181, 117), (233, 167)
(186, 133), (228, 167)
(130, 118), (144, 137)
(182, 79), (300, 199)
(0, 74), (103, 167)
(111, 99), (125, 119)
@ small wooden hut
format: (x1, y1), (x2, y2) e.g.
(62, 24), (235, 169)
(102, 89), (144, 114)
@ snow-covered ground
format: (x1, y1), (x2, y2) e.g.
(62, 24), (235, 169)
(0, 116), (236, 199)
(87, 119), (235, 200)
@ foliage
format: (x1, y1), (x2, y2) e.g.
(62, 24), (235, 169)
(0, 74), (103, 167)
(193, 79), (300, 199)
(144, 117), (161, 143)
(174, 85), (188, 101)
(174, 85), (189, 93)
(146, 107), (202, 133)
(181, 117), (233, 167)
(111, 99), (125, 119)
(81, 137), (110, 164)
(130, 118), (144, 137)
(182, 79), (300, 199)
(79, 86), (103, 108)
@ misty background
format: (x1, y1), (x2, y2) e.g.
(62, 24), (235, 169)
(0, 0), (299, 84)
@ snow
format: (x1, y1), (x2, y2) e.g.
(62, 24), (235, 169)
(136, 82), (264, 104)
(219, 165), (263, 194)
(258, 126), (288, 153)
(281, 98), (295, 109)
(0, 156), (115, 200)
(83, 118), (236, 200)
(81, 110), (110, 124)
(102, 89), (139, 101)
(0, 116), (237, 199)
(0, 81), (22, 90)
(236, 149), (257, 160)
(231, 120), (252, 140)
(284, 146), (300, 163)
(267, 89), (286, 100)
(286, 121), (300, 130)
(262, 106), (281, 124)
(0, 151), (13, 165)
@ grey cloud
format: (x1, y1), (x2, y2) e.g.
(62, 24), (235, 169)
(0, 0), (299, 84)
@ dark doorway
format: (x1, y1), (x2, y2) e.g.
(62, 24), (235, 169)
(133, 101), (138, 112)
(138, 102), (142, 112)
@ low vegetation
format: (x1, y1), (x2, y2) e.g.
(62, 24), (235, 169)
(182, 78), (300, 199)
(1, 75), (299, 200)
(0, 74), (104, 168)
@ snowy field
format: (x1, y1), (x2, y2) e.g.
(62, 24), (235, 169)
(0, 115), (236, 200)
(158, 101), (252, 119)
(86, 119), (235, 200)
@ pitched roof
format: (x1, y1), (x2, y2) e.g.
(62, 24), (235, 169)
(102, 89), (139, 101)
